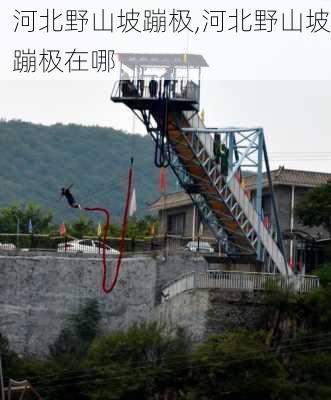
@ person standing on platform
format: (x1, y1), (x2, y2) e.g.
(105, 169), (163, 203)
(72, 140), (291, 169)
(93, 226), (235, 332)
(162, 67), (173, 98)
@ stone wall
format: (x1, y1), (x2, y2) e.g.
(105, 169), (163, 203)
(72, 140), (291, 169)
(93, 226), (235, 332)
(0, 251), (267, 356)
(155, 289), (267, 341)
(0, 252), (157, 356)
(205, 290), (266, 336)
(155, 254), (208, 302)
(0, 251), (209, 356)
(154, 290), (210, 341)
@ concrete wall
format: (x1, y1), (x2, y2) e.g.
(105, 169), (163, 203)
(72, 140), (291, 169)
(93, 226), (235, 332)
(0, 251), (209, 357)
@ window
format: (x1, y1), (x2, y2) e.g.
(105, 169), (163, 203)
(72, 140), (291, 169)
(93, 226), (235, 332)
(167, 213), (185, 235)
(262, 194), (271, 215)
(80, 240), (92, 247)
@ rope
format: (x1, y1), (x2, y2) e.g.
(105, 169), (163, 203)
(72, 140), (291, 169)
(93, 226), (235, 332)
(82, 206), (111, 294)
(101, 158), (133, 294)
(62, 158), (134, 295)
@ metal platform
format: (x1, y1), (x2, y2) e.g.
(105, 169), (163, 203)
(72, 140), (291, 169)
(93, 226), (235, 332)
(111, 79), (200, 111)
(111, 96), (199, 112)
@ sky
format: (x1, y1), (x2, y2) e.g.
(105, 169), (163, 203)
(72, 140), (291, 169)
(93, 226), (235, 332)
(0, 0), (331, 173)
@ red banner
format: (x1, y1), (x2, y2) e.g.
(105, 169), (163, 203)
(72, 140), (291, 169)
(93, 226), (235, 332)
(59, 222), (66, 236)
(159, 167), (167, 192)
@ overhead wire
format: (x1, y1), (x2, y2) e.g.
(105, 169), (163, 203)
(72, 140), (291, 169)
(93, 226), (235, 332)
(13, 332), (331, 387)
(33, 340), (331, 393)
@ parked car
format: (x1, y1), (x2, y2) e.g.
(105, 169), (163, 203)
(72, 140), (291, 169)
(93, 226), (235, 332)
(0, 242), (16, 250)
(57, 239), (119, 255)
(184, 241), (214, 254)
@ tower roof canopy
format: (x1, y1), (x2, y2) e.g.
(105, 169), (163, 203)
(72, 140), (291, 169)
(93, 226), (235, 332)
(117, 53), (208, 69)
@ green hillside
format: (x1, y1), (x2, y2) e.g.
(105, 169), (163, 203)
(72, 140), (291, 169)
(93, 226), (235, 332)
(0, 120), (176, 223)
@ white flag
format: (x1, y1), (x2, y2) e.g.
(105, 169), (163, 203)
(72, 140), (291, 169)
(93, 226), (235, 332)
(28, 219), (33, 234)
(129, 188), (137, 216)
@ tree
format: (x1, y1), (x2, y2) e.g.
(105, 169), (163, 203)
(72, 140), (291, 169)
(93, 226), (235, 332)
(126, 215), (159, 239)
(262, 290), (304, 345)
(287, 350), (331, 400)
(38, 299), (102, 400)
(0, 333), (21, 378)
(67, 216), (96, 238)
(301, 264), (331, 333)
(86, 323), (189, 400)
(108, 215), (159, 239)
(314, 263), (331, 288)
(49, 299), (101, 360)
(0, 202), (53, 234)
(188, 331), (285, 400)
(295, 182), (331, 235)
(109, 223), (121, 237)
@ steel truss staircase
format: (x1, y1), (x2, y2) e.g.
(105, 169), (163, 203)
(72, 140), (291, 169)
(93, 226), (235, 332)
(112, 82), (290, 277)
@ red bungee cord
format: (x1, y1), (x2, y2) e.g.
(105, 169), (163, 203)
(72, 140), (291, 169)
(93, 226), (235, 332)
(83, 206), (111, 293)
(60, 158), (133, 294)
(100, 158), (133, 293)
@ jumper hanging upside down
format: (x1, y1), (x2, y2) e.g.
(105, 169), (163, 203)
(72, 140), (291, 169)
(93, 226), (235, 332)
(60, 184), (81, 209)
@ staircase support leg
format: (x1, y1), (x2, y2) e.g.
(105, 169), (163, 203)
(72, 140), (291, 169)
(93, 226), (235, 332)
(256, 130), (264, 261)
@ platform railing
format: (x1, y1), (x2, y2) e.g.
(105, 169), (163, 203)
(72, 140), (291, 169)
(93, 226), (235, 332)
(112, 78), (200, 103)
(161, 270), (320, 301)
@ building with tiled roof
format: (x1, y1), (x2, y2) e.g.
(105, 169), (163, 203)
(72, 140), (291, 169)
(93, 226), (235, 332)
(150, 167), (331, 216)
(244, 166), (331, 189)
(150, 167), (331, 272)
(149, 191), (191, 213)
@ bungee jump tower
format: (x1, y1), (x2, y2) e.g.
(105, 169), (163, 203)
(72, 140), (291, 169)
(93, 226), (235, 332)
(112, 53), (317, 286)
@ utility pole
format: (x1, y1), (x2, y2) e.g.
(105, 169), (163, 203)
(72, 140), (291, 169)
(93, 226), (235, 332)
(0, 354), (5, 400)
